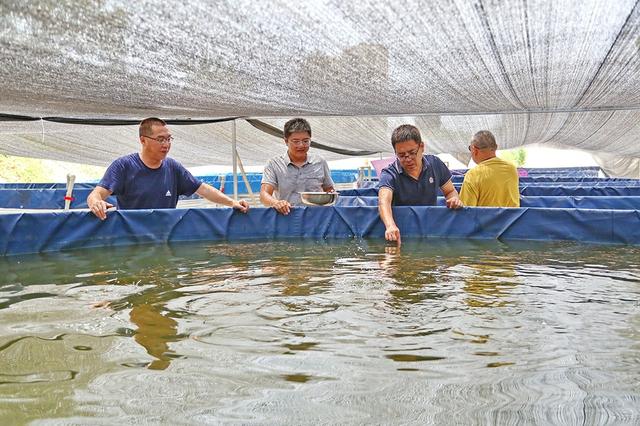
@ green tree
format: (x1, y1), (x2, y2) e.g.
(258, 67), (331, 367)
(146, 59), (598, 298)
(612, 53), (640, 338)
(499, 148), (527, 167)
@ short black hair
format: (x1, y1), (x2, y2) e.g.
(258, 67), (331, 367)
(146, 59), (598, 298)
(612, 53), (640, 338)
(284, 118), (312, 139)
(391, 124), (422, 148)
(139, 117), (167, 137)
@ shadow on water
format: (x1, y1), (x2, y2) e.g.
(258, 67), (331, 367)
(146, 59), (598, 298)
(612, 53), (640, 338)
(0, 238), (639, 423)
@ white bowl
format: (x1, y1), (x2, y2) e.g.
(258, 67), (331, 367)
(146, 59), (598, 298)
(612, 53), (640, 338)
(299, 192), (339, 206)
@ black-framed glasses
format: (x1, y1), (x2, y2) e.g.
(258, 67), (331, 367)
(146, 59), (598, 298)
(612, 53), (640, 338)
(396, 148), (421, 160)
(144, 135), (174, 144)
(288, 138), (311, 146)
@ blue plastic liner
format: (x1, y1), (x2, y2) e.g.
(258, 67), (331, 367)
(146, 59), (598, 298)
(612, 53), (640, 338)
(0, 167), (605, 191)
(517, 166), (603, 177)
(341, 186), (640, 197)
(0, 182), (96, 190)
(519, 196), (640, 209)
(340, 188), (380, 197)
(336, 196), (379, 207)
(513, 182), (640, 187)
(5, 186), (640, 210)
(357, 177), (640, 188)
(1, 206), (639, 255)
(0, 189), (117, 209)
(202, 170), (358, 193)
(0, 170), (360, 194)
(451, 176), (639, 184)
(336, 196), (640, 209)
(518, 186), (640, 196)
(449, 166), (603, 177)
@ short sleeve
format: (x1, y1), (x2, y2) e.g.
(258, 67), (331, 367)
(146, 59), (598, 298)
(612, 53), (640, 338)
(321, 160), (335, 188)
(378, 167), (396, 191)
(459, 173), (479, 206)
(433, 156), (452, 186)
(261, 159), (278, 187)
(176, 163), (202, 196)
(98, 159), (126, 195)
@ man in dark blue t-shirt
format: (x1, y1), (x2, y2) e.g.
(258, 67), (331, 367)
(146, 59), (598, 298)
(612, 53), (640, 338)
(378, 124), (463, 245)
(87, 117), (249, 220)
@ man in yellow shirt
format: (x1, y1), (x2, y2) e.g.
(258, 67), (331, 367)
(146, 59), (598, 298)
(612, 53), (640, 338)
(460, 130), (520, 207)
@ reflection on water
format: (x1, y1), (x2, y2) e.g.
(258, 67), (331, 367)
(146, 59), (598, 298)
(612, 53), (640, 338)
(462, 258), (518, 308)
(130, 304), (179, 371)
(0, 239), (639, 424)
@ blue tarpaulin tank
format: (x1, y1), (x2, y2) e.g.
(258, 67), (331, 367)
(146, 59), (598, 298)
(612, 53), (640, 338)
(1, 206), (639, 256)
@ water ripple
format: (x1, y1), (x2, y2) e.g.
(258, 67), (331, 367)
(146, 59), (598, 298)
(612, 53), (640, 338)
(0, 239), (638, 424)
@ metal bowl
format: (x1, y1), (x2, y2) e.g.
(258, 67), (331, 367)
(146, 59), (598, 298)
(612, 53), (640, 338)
(299, 192), (339, 206)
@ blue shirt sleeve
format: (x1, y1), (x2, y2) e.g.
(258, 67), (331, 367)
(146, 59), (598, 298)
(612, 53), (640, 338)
(378, 167), (396, 191)
(98, 157), (126, 195)
(176, 161), (202, 196)
(433, 156), (452, 186)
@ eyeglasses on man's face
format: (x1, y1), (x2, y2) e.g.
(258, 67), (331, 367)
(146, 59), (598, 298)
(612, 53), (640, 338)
(396, 146), (421, 160)
(144, 135), (174, 145)
(288, 138), (311, 146)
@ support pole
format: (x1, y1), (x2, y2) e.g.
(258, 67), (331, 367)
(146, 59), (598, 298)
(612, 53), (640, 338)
(232, 119), (238, 201)
(64, 173), (76, 210)
(236, 152), (259, 205)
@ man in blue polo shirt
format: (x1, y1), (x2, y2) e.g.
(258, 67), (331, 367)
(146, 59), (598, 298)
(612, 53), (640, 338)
(87, 117), (249, 220)
(378, 124), (463, 245)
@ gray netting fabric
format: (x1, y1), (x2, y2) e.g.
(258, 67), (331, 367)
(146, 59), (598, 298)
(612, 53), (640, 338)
(1, 1), (639, 171)
(0, 120), (308, 167)
(593, 152), (640, 178)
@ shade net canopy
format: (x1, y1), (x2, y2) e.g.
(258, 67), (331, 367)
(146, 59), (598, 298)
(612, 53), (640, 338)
(1, 0), (639, 174)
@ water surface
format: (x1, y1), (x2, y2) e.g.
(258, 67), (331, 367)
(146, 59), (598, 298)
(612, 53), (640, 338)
(0, 239), (639, 424)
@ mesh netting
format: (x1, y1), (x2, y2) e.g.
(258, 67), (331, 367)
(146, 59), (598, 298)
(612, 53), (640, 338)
(1, 1), (639, 173)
